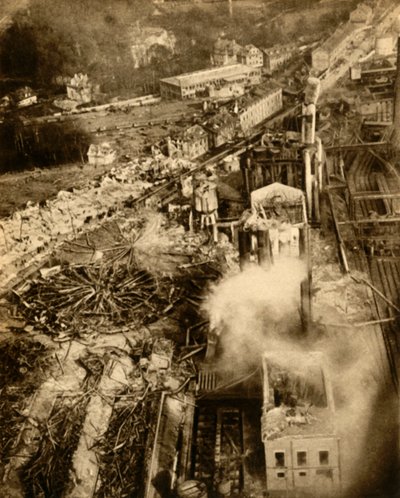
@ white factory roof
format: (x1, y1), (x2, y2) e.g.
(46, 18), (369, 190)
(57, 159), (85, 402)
(251, 182), (304, 208)
(160, 64), (256, 88)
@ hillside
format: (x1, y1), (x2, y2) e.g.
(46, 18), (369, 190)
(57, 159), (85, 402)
(0, 0), (358, 93)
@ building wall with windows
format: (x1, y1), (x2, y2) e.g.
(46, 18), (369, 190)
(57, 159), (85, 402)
(261, 352), (341, 497)
(204, 110), (239, 148)
(263, 44), (297, 74)
(238, 87), (283, 134)
(237, 45), (264, 68)
(265, 436), (341, 497)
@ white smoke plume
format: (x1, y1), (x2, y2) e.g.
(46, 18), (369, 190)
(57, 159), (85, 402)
(204, 258), (307, 370)
(203, 258), (398, 497)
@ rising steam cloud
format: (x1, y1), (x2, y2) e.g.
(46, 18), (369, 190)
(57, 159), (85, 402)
(203, 257), (398, 497)
(204, 258), (307, 369)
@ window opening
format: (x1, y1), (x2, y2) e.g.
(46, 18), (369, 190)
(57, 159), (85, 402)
(297, 451), (307, 466)
(275, 452), (285, 467)
(319, 451), (329, 465)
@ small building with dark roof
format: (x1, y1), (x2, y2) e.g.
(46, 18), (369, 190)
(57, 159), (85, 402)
(203, 109), (239, 148)
(262, 44), (297, 74)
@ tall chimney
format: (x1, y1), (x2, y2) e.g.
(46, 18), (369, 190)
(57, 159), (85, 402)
(228, 0), (233, 17)
(391, 18), (400, 151)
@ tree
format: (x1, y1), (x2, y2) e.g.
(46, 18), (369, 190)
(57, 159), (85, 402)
(0, 22), (39, 78)
(0, 0), (152, 87)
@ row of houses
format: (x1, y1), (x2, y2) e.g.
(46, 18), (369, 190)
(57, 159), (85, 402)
(211, 37), (298, 74)
(212, 38), (264, 67)
(164, 84), (283, 160)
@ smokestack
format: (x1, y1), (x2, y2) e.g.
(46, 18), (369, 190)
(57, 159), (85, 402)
(228, 0), (233, 17)
(302, 77), (320, 145)
(257, 229), (273, 268)
(238, 229), (251, 270)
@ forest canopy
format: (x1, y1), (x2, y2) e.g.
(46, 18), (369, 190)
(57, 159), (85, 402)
(0, 0), (151, 86)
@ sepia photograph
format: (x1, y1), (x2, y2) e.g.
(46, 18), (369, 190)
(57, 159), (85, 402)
(0, 0), (399, 497)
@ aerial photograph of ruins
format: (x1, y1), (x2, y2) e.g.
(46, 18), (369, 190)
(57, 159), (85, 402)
(0, 0), (399, 497)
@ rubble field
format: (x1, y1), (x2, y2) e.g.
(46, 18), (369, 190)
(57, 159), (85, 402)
(0, 194), (239, 497)
(0, 161), (119, 218)
(0, 99), (196, 218)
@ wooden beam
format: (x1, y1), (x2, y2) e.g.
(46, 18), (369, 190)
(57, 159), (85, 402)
(354, 316), (399, 327)
(338, 217), (400, 225)
(351, 275), (400, 313)
(352, 235), (400, 241)
(363, 121), (392, 126)
(351, 192), (400, 200)
(326, 184), (347, 190)
(361, 67), (396, 75)
(325, 141), (387, 151)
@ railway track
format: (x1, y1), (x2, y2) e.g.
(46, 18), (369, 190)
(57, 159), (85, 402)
(337, 143), (400, 389)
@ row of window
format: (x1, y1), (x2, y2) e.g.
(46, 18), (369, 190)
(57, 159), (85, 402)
(182, 77), (248, 93)
(276, 468), (333, 480)
(241, 96), (282, 123)
(275, 450), (330, 468)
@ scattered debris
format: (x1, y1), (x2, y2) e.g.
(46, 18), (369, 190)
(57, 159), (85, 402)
(16, 265), (157, 335)
(20, 353), (105, 497)
(0, 337), (53, 484)
(94, 385), (158, 498)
